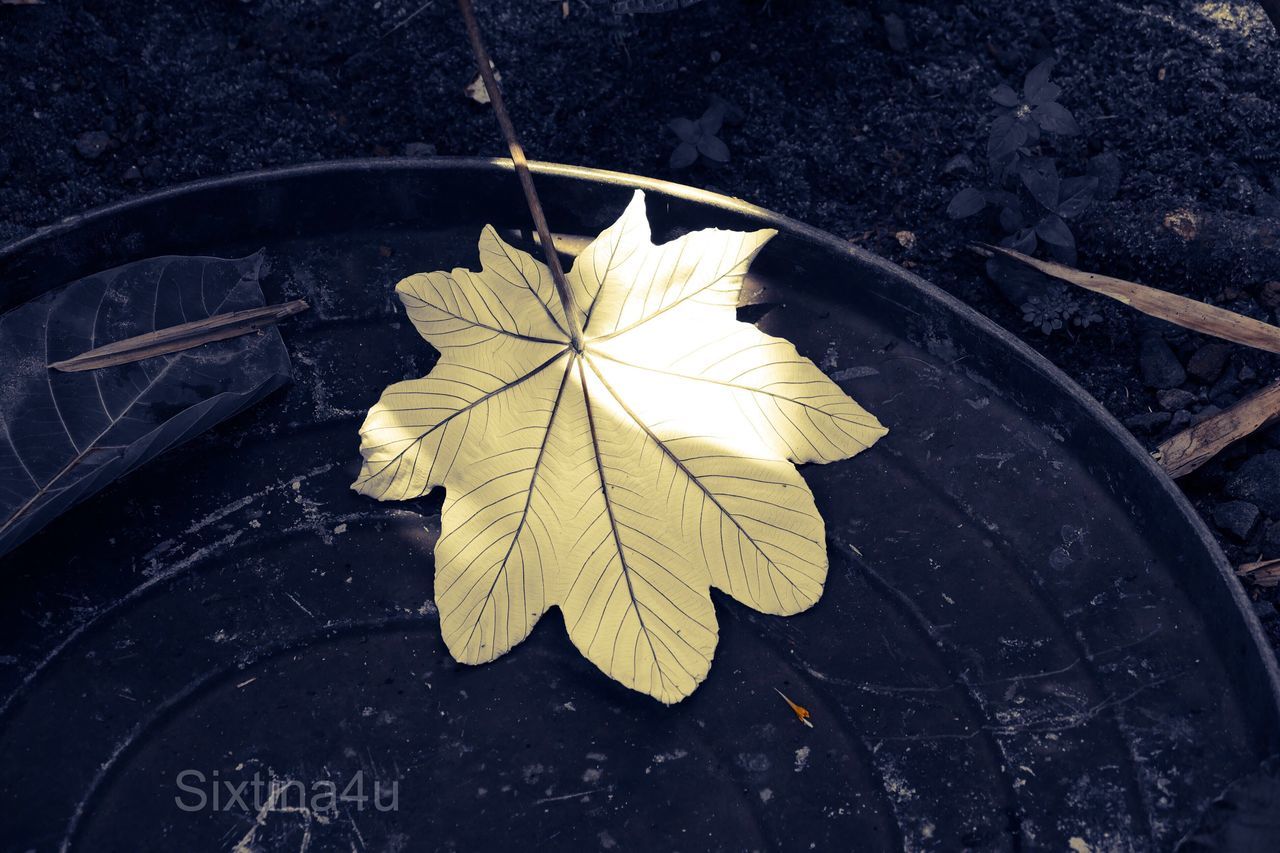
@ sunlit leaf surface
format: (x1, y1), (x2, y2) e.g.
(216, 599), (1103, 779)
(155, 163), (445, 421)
(354, 192), (887, 703)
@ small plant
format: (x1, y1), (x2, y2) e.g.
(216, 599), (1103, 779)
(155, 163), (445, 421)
(948, 58), (1120, 321)
(1020, 285), (1103, 336)
(668, 96), (741, 169)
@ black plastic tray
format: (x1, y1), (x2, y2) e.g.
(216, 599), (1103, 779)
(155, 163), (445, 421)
(1, 159), (1277, 851)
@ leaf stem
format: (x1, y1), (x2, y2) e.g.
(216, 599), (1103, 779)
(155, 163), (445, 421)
(456, 0), (585, 351)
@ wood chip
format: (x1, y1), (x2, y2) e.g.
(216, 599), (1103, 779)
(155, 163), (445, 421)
(48, 299), (309, 372)
(981, 244), (1280, 355)
(1237, 558), (1280, 588)
(1156, 380), (1280, 479)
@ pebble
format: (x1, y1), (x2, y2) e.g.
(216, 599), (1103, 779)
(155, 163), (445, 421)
(1265, 520), (1280, 552)
(1209, 367), (1240, 403)
(1170, 410), (1193, 431)
(1260, 281), (1280, 309)
(1254, 600), (1278, 624)
(1213, 500), (1259, 540)
(1227, 450), (1280, 514)
(1157, 388), (1195, 411)
(404, 142), (437, 157)
(74, 130), (111, 160)
(1192, 404), (1222, 426)
(1187, 343), (1231, 383)
(1124, 411), (1172, 432)
(1139, 334), (1186, 389)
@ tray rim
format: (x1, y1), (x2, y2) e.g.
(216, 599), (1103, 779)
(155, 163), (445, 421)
(3, 155), (1278, 729)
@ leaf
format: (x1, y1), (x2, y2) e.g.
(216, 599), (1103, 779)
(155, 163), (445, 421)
(1088, 151), (1123, 201)
(1033, 101), (1080, 135)
(1057, 175), (1099, 219)
(669, 141), (698, 170)
(1022, 58), (1057, 104)
(947, 187), (987, 219)
(989, 83), (1020, 107)
(0, 253), (293, 558)
(1019, 156), (1061, 211)
(696, 133), (731, 164)
(697, 103), (724, 136)
(987, 113), (1029, 167)
(1027, 80), (1061, 106)
(352, 192), (887, 703)
(1035, 213), (1077, 264)
(999, 199), (1025, 232)
(668, 117), (700, 145)
(464, 62), (500, 105)
(707, 94), (744, 125)
(882, 12), (908, 51)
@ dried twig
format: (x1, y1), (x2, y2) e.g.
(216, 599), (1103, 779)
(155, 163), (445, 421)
(1156, 380), (1280, 479)
(48, 299), (309, 372)
(1237, 558), (1280, 588)
(980, 244), (1280, 355)
(456, 0), (584, 350)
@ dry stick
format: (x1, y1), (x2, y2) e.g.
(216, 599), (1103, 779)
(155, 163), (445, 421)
(456, 0), (584, 351)
(978, 245), (1280, 477)
(1237, 558), (1280, 588)
(48, 299), (310, 372)
(1156, 380), (1280, 478)
(981, 244), (1280, 355)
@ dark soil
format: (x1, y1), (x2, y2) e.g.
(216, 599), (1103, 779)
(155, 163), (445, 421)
(2, 0), (1279, 653)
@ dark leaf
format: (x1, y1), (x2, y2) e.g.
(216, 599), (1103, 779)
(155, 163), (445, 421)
(669, 141), (698, 169)
(987, 256), (1046, 304)
(989, 84), (1019, 107)
(1259, 191), (1280, 221)
(668, 117), (700, 145)
(1035, 213), (1074, 247)
(1005, 226), (1038, 255)
(1036, 214), (1078, 264)
(1259, 190), (1280, 219)
(883, 13), (908, 51)
(698, 103), (725, 136)
(947, 187), (987, 219)
(1058, 175), (1099, 219)
(707, 94), (744, 125)
(1019, 156), (1061, 211)
(0, 253), (292, 558)
(1028, 81), (1061, 106)
(1088, 152), (1123, 201)
(999, 200), (1025, 232)
(987, 228), (1052, 305)
(987, 113), (1029, 164)
(1023, 59), (1057, 104)
(1034, 101), (1081, 135)
(984, 189), (1020, 209)
(696, 133), (730, 163)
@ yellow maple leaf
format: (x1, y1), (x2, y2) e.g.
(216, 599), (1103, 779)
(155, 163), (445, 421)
(353, 191), (887, 703)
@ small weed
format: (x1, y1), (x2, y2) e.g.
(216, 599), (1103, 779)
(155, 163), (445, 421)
(1020, 285), (1104, 336)
(668, 96), (741, 169)
(947, 57), (1121, 330)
